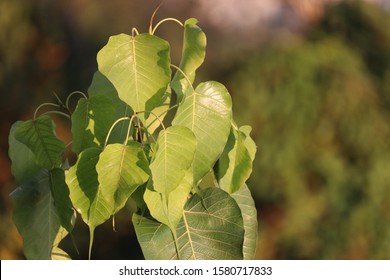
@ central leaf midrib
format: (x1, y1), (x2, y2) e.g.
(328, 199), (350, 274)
(182, 209), (196, 260)
(131, 37), (140, 112)
(33, 120), (55, 168)
(119, 144), (127, 181)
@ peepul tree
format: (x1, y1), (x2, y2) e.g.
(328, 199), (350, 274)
(8, 14), (258, 260)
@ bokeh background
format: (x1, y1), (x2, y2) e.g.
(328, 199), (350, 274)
(1, 0), (390, 259)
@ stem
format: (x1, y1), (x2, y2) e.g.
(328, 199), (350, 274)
(149, 3), (163, 34)
(34, 103), (62, 120)
(124, 115), (137, 145)
(53, 91), (66, 109)
(88, 227), (95, 260)
(151, 18), (183, 35)
(172, 229), (181, 260)
(146, 104), (179, 130)
(141, 126), (156, 145)
(132, 27), (139, 37)
(104, 117), (132, 148)
(65, 91), (87, 111)
(112, 216), (118, 232)
(42, 111), (71, 119)
(170, 64), (195, 93)
(138, 110), (166, 131)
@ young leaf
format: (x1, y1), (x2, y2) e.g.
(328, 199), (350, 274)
(231, 184), (258, 260)
(71, 95), (116, 154)
(171, 18), (207, 102)
(172, 81), (232, 184)
(8, 121), (40, 184)
(96, 142), (150, 214)
(149, 126), (196, 195)
(239, 125), (257, 161)
(97, 33), (171, 113)
(14, 115), (65, 169)
(10, 170), (67, 259)
(144, 169), (193, 231)
(134, 187), (244, 260)
(214, 127), (254, 193)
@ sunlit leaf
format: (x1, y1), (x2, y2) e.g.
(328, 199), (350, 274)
(239, 125), (257, 161)
(71, 95), (116, 153)
(134, 187), (244, 260)
(231, 184), (258, 260)
(66, 147), (108, 228)
(88, 70), (133, 143)
(97, 33), (171, 113)
(52, 247), (72, 260)
(150, 126), (196, 195)
(144, 169), (193, 231)
(172, 81), (232, 184)
(171, 18), (206, 102)
(14, 115), (64, 169)
(214, 127), (253, 193)
(96, 142), (150, 214)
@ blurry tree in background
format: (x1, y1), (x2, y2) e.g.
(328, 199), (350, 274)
(1, 0), (390, 259)
(223, 1), (390, 259)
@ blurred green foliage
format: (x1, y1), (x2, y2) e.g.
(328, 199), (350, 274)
(224, 1), (390, 259)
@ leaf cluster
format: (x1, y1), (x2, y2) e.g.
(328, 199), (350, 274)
(8, 16), (257, 260)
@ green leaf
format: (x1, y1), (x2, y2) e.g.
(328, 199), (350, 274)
(65, 147), (109, 258)
(150, 126), (196, 195)
(8, 121), (40, 184)
(71, 95), (116, 154)
(52, 247), (72, 260)
(231, 184), (258, 260)
(144, 89), (172, 136)
(66, 147), (110, 228)
(49, 168), (74, 233)
(96, 142), (150, 214)
(171, 18), (207, 102)
(14, 115), (65, 169)
(239, 125), (257, 161)
(10, 170), (66, 259)
(134, 187), (244, 260)
(144, 169), (193, 231)
(214, 127), (253, 193)
(172, 81), (232, 184)
(88, 70), (133, 143)
(97, 33), (171, 113)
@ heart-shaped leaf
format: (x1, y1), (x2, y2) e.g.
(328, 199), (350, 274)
(144, 169), (193, 231)
(49, 168), (74, 233)
(97, 33), (171, 113)
(150, 126), (196, 195)
(214, 127), (254, 193)
(96, 142), (150, 214)
(231, 184), (258, 260)
(172, 81), (232, 184)
(11, 170), (67, 259)
(8, 121), (41, 184)
(171, 18), (206, 102)
(134, 187), (244, 260)
(66, 148), (107, 229)
(14, 115), (65, 169)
